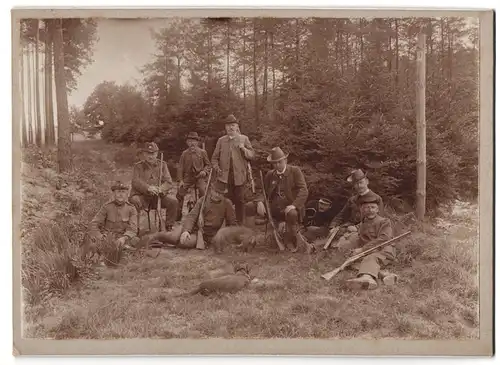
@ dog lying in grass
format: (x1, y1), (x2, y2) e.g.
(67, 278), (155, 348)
(176, 263), (252, 296)
(136, 225), (260, 253)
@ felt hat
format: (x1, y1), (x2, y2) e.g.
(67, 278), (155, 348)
(142, 142), (159, 153)
(225, 114), (239, 125)
(357, 190), (379, 205)
(111, 180), (129, 191)
(213, 180), (228, 194)
(347, 169), (367, 183)
(267, 147), (289, 163)
(186, 132), (200, 141)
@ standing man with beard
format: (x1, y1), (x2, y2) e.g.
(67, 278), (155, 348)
(211, 114), (255, 225)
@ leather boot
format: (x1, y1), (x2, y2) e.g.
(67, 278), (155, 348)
(346, 274), (378, 290)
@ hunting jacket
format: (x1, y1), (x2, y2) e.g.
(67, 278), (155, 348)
(130, 159), (174, 197)
(88, 200), (138, 239)
(182, 196), (237, 239)
(264, 165), (309, 221)
(178, 146), (211, 183)
(211, 134), (255, 186)
(357, 215), (394, 256)
(329, 190), (384, 228)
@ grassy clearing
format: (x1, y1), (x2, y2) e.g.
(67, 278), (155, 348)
(20, 140), (479, 339)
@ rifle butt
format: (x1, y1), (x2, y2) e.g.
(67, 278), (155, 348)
(196, 230), (205, 250)
(323, 227), (340, 250)
(321, 267), (342, 281)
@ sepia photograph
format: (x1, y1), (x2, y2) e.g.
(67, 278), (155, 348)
(11, 7), (494, 356)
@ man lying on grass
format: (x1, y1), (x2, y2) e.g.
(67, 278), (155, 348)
(138, 180), (240, 251)
(82, 180), (139, 264)
(337, 190), (398, 290)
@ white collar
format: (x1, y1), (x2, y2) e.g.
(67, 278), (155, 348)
(276, 165), (287, 175)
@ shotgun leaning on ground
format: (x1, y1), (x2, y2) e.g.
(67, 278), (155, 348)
(196, 168), (214, 250)
(323, 226), (341, 250)
(259, 170), (286, 251)
(247, 162), (256, 194)
(157, 152), (166, 232)
(321, 231), (411, 281)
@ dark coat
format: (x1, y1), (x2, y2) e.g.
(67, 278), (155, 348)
(264, 164), (309, 221)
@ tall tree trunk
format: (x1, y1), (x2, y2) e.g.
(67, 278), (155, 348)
(252, 19), (259, 125)
(440, 18), (446, 74)
(295, 18), (300, 86)
(226, 21), (230, 92)
(263, 29), (268, 114)
(164, 44), (169, 102)
(207, 23), (212, 85)
(395, 19), (399, 87)
(242, 20), (246, 112)
(359, 18), (364, 65)
(20, 45), (27, 147)
(27, 42), (33, 144)
(44, 23), (54, 146)
(177, 56), (181, 90)
(271, 30), (275, 118)
(35, 20), (43, 146)
(53, 19), (72, 172)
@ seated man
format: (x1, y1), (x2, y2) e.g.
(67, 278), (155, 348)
(339, 190), (397, 290)
(129, 142), (178, 231)
(82, 180), (139, 261)
(302, 197), (336, 241)
(261, 147), (312, 253)
(176, 131), (211, 220)
(138, 180), (237, 250)
(328, 169), (384, 246)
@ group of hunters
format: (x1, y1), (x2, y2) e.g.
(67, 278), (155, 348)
(84, 114), (399, 291)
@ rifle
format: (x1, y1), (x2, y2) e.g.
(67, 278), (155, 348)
(247, 162), (256, 194)
(323, 226), (341, 250)
(157, 152), (166, 232)
(259, 170), (286, 251)
(321, 231), (411, 281)
(196, 168), (214, 250)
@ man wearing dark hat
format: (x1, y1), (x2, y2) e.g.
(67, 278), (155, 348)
(176, 132), (211, 220)
(211, 114), (255, 225)
(137, 180), (237, 250)
(327, 169), (384, 245)
(262, 147), (311, 252)
(338, 190), (397, 290)
(301, 197), (336, 241)
(83, 180), (139, 260)
(129, 142), (178, 230)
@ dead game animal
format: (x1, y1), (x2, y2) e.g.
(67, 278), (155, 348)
(175, 263), (252, 296)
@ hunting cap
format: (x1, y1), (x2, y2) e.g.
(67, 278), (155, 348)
(111, 180), (129, 191)
(186, 132), (201, 141)
(225, 114), (239, 125)
(318, 198), (332, 206)
(347, 169), (367, 183)
(213, 179), (229, 194)
(357, 190), (379, 205)
(142, 142), (159, 153)
(267, 147), (289, 163)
